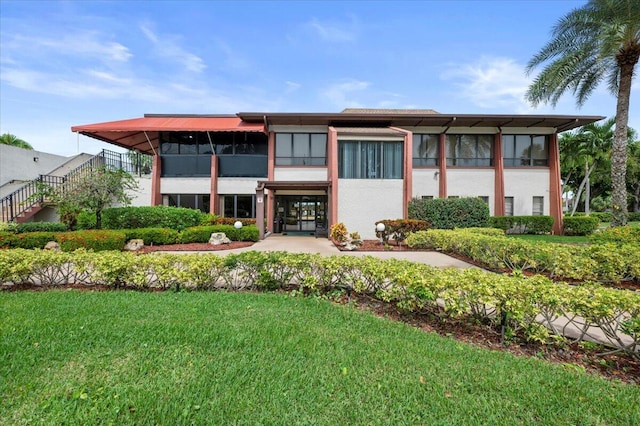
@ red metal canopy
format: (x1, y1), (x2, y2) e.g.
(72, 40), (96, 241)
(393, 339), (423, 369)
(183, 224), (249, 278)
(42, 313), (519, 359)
(71, 115), (266, 155)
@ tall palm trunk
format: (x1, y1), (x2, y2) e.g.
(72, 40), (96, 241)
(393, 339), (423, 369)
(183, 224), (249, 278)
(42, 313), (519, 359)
(611, 60), (635, 226)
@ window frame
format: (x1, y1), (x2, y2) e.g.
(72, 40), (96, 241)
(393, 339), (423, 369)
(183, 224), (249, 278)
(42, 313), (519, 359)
(532, 196), (544, 216)
(275, 133), (328, 166)
(337, 140), (404, 179)
(445, 134), (494, 167)
(412, 134), (439, 167)
(502, 134), (549, 167)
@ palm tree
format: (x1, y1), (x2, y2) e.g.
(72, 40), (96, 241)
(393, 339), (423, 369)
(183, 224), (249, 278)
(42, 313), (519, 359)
(526, 0), (640, 226)
(0, 133), (33, 150)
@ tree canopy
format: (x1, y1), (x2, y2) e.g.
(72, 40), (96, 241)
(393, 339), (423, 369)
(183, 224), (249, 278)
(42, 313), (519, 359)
(526, 0), (640, 226)
(0, 133), (33, 150)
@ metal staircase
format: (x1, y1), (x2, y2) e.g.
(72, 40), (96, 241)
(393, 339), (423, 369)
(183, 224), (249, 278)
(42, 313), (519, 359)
(1, 149), (151, 223)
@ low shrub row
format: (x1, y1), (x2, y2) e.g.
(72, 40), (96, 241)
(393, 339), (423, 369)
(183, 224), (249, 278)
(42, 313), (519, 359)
(200, 214), (256, 227)
(1, 249), (637, 357)
(374, 219), (431, 243)
(489, 216), (554, 234)
(406, 228), (640, 283)
(589, 226), (640, 246)
(408, 197), (489, 229)
(563, 216), (600, 236)
(0, 224), (260, 250)
(0, 230), (127, 251)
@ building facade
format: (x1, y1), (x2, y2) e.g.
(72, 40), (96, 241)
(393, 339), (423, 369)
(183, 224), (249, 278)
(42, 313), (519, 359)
(72, 109), (603, 238)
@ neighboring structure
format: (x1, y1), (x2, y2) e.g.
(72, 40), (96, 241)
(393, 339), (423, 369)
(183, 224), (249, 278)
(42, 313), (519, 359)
(71, 109), (603, 238)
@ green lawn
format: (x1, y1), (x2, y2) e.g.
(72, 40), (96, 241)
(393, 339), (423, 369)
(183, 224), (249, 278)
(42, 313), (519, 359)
(1, 291), (638, 425)
(507, 234), (590, 244)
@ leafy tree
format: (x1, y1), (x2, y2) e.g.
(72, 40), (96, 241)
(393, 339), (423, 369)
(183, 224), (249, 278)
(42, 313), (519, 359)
(526, 0), (640, 226)
(0, 133), (33, 149)
(37, 167), (137, 230)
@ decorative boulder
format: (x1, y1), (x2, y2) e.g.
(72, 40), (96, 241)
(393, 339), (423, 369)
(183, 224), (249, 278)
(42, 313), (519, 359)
(44, 241), (61, 251)
(124, 239), (144, 251)
(209, 232), (231, 245)
(341, 236), (363, 251)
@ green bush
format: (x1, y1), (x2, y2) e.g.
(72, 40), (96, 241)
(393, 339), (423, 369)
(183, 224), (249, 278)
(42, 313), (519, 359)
(489, 216), (554, 234)
(590, 212), (612, 223)
(15, 222), (67, 233)
(179, 225), (259, 243)
(374, 219), (431, 243)
(102, 206), (203, 231)
(55, 230), (127, 252)
(563, 216), (600, 236)
(76, 211), (97, 230)
(0, 222), (18, 233)
(589, 226), (640, 246)
(200, 214), (256, 227)
(628, 212), (640, 222)
(123, 228), (180, 245)
(13, 232), (57, 249)
(0, 231), (17, 248)
(408, 197), (489, 229)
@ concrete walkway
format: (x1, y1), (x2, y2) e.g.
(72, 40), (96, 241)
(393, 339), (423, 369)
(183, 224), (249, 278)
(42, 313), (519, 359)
(186, 235), (475, 269)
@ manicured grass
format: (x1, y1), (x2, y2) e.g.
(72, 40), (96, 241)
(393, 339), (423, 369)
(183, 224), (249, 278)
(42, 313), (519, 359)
(507, 234), (590, 244)
(1, 291), (638, 425)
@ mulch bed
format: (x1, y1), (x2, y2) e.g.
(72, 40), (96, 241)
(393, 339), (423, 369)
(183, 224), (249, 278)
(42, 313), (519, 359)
(138, 241), (254, 254)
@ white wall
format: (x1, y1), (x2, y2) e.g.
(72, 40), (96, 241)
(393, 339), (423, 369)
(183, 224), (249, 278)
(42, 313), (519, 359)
(160, 177), (211, 194)
(217, 177), (258, 195)
(274, 168), (328, 181)
(504, 169), (550, 215)
(129, 176), (152, 206)
(337, 179), (403, 239)
(0, 144), (70, 187)
(412, 169), (440, 199)
(447, 169), (495, 215)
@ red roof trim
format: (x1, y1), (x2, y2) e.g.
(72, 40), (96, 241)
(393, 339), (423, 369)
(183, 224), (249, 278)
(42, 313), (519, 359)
(71, 116), (265, 133)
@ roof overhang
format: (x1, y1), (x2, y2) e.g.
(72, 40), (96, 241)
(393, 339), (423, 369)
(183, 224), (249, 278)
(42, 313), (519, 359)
(239, 112), (605, 132)
(71, 115), (266, 155)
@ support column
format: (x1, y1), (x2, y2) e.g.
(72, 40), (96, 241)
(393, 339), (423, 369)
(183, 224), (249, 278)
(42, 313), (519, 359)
(391, 127), (413, 218)
(266, 131), (276, 233)
(438, 133), (447, 198)
(210, 155), (219, 215)
(549, 133), (564, 235)
(256, 184), (265, 240)
(151, 154), (162, 206)
(327, 127), (339, 229)
(493, 132), (505, 216)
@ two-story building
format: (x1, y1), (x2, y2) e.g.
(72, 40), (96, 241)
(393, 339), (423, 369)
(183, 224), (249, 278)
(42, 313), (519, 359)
(72, 109), (603, 238)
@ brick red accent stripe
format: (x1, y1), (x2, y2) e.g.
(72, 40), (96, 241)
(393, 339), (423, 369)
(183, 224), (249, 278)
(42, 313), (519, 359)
(151, 154), (161, 206)
(493, 132), (505, 216)
(438, 133), (447, 198)
(549, 133), (564, 234)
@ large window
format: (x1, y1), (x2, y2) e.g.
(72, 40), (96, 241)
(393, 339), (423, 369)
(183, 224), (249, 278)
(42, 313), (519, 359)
(502, 135), (549, 166)
(163, 194), (210, 213)
(276, 133), (327, 166)
(338, 140), (403, 179)
(445, 134), (494, 166)
(160, 131), (267, 177)
(222, 194), (255, 218)
(412, 134), (439, 167)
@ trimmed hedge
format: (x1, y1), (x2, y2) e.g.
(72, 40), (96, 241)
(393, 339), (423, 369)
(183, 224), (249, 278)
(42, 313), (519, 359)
(12, 232), (57, 249)
(629, 212), (640, 222)
(102, 206), (203, 231)
(200, 214), (257, 227)
(589, 226), (640, 246)
(563, 216), (600, 236)
(123, 228), (180, 245)
(0, 231), (16, 248)
(406, 228), (640, 283)
(489, 216), (554, 234)
(56, 230), (127, 251)
(179, 225), (260, 243)
(1, 249), (637, 357)
(76, 211), (97, 230)
(408, 197), (489, 229)
(15, 222), (67, 233)
(374, 219), (431, 243)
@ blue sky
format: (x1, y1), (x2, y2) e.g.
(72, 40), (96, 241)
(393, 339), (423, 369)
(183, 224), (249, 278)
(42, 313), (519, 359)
(1, 0), (637, 156)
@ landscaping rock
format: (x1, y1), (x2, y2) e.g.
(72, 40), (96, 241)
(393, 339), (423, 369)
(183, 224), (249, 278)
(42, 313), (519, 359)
(44, 241), (60, 251)
(209, 232), (231, 245)
(124, 239), (144, 251)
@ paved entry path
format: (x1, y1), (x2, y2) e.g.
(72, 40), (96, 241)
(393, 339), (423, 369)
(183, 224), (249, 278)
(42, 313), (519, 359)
(219, 235), (474, 269)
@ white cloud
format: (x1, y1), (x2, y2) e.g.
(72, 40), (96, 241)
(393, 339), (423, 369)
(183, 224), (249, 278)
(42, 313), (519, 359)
(285, 81), (301, 93)
(306, 18), (357, 43)
(138, 22), (206, 73)
(321, 79), (370, 107)
(441, 56), (534, 113)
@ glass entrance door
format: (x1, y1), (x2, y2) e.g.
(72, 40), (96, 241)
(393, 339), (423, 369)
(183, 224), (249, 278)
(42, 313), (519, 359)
(277, 195), (327, 234)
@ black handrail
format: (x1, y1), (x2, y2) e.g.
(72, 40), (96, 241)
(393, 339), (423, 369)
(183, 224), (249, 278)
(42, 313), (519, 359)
(1, 149), (152, 222)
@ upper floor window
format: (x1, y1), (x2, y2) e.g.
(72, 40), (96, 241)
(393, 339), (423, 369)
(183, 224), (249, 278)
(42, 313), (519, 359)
(276, 133), (327, 166)
(338, 140), (403, 179)
(445, 134), (494, 167)
(412, 134), (439, 167)
(502, 135), (549, 166)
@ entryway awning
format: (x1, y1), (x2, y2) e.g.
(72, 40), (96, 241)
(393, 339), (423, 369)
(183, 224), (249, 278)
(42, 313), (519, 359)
(71, 115), (266, 155)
